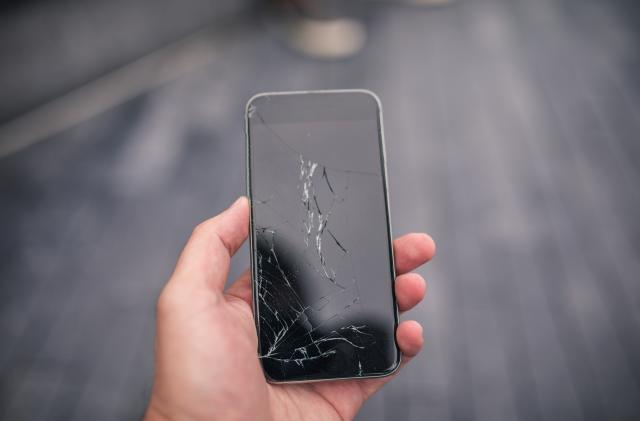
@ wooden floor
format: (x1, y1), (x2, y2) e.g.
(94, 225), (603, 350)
(1, 0), (639, 419)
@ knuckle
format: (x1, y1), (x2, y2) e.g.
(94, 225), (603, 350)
(191, 221), (209, 239)
(156, 286), (178, 314)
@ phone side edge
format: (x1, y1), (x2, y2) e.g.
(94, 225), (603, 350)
(244, 95), (263, 372)
(373, 90), (402, 378)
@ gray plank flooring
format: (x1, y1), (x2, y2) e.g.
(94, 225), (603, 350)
(1, 0), (639, 419)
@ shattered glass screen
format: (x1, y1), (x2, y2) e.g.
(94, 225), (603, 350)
(247, 91), (399, 382)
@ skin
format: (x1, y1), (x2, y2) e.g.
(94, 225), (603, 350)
(145, 196), (436, 421)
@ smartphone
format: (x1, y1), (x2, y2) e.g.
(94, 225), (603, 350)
(245, 90), (399, 383)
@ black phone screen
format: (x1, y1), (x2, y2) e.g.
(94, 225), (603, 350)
(246, 90), (399, 382)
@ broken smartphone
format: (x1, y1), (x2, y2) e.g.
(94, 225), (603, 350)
(245, 90), (400, 383)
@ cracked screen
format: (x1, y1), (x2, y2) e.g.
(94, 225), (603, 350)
(246, 91), (399, 382)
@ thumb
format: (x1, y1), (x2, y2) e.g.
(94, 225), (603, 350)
(171, 196), (249, 293)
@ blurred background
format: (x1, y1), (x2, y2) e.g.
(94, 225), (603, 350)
(1, 0), (640, 419)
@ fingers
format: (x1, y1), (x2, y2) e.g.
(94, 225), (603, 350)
(395, 273), (426, 312)
(396, 320), (424, 358)
(172, 197), (249, 292)
(393, 233), (436, 275)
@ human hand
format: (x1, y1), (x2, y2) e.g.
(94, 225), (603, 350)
(145, 196), (435, 421)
